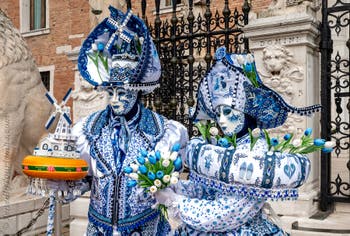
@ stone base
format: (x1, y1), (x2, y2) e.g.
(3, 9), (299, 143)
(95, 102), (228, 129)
(335, 202), (350, 214)
(268, 188), (319, 217)
(279, 211), (350, 235)
(0, 195), (70, 235)
(70, 193), (90, 235)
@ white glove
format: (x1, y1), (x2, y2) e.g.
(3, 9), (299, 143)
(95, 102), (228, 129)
(154, 188), (182, 207)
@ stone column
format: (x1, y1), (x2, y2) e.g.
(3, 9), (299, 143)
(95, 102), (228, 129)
(244, 1), (321, 217)
(66, 47), (108, 236)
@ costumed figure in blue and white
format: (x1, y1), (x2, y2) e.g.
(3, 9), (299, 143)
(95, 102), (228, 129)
(51, 6), (188, 236)
(155, 47), (322, 235)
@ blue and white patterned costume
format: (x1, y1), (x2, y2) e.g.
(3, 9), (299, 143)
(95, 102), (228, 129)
(173, 135), (309, 235)
(73, 104), (187, 235)
(74, 6), (189, 235)
(168, 47), (320, 235)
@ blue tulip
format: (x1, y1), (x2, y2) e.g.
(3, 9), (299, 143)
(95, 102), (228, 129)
(174, 157), (183, 171)
(156, 171), (164, 179)
(245, 63), (253, 72)
(123, 166), (133, 174)
(97, 42), (104, 51)
(138, 165), (148, 174)
(322, 147), (333, 153)
(271, 138), (279, 146)
(283, 134), (291, 141)
(147, 171), (156, 180)
(140, 149), (148, 157)
(314, 138), (325, 147)
(148, 155), (157, 165)
(155, 150), (161, 161)
(304, 128), (312, 136)
(172, 143), (181, 152)
(137, 156), (145, 165)
(218, 138), (230, 148)
(127, 180), (137, 187)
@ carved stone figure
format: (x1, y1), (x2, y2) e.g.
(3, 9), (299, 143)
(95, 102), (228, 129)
(72, 76), (108, 122)
(269, 0), (315, 10)
(256, 0), (319, 18)
(260, 45), (305, 137)
(0, 10), (52, 201)
(260, 45), (304, 103)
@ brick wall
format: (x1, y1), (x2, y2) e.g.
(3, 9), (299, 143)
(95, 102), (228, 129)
(0, 0), (272, 107)
(0, 0), (91, 106)
(130, 0), (273, 23)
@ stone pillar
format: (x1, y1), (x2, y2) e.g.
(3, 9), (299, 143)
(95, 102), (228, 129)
(89, 0), (126, 27)
(66, 48), (108, 124)
(244, 1), (321, 217)
(66, 47), (108, 235)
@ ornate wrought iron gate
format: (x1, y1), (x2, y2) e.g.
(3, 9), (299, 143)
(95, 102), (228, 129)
(128, 0), (250, 135)
(320, 0), (350, 211)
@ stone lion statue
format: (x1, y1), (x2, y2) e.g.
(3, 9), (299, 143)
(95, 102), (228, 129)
(260, 45), (304, 103)
(259, 45), (305, 137)
(0, 9), (52, 201)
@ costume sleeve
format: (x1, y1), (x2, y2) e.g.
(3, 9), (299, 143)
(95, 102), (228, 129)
(72, 117), (93, 176)
(174, 179), (207, 198)
(154, 119), (189, 160)
(190, 137), (311, 190)
(176, 194), (264, 232)
(229, 137), (311, 189)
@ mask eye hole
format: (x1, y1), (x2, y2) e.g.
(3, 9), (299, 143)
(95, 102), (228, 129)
(118, 91), (126, 97)
(106, 88), (114, 96)
(222, 107), (232, 116)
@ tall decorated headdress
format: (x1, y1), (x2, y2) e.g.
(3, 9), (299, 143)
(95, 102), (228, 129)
(191, 47), (321, 129)
(78, 6), (161, 94)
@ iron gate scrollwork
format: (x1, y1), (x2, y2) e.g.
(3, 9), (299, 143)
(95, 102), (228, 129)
(128, 0), (250, 135)
(320, 0), (350, 211)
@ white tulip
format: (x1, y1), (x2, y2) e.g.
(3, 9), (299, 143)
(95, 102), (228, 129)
(130, 163), (139, 172)
(169, 152), (178, 161)
(91, 43), (97, 51)
(209, 127), (219, 136)
(162, 159), (170, 167)
(150, 186), (157, 193)
(171, 172), (179, 178)
(251, 128), (261, 138)
(246, 54), (255, 63)
(162, 175), (171, 183)
(129, 173), (139, 180)
(154, 179), (162, 188)
(324, 141), (335, 148)
(162, 151), (171, 160)
(236, 55), (245, 65)
(292, 139), (302, 147)
(170, 176), (179, 185)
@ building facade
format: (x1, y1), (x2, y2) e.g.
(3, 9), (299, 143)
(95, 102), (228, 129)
(0, 0), (349, 235)
(0, 0), (91, 107)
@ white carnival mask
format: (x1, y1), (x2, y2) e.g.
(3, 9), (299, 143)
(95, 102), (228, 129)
(216, 105), (245, 136)
(107, 87), (138, 116)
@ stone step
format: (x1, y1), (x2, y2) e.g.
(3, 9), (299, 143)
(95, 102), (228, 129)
(279, 212), (350, 236)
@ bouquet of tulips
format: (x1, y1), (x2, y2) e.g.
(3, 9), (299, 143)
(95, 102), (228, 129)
(195, 120), (334, 154)
(257, 127), (334, 154)
(123, 143), (183, 220)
